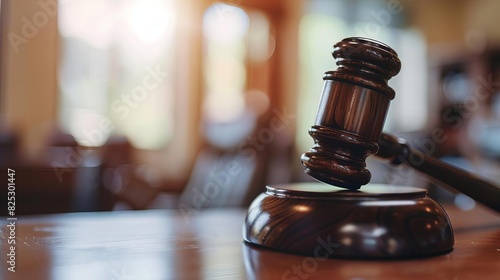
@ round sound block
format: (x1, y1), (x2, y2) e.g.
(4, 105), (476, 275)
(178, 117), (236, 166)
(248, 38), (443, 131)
(243, 182), (454, 258)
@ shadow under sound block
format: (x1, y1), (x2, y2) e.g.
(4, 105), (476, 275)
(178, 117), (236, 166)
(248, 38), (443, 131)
(243, 182), (454, 258)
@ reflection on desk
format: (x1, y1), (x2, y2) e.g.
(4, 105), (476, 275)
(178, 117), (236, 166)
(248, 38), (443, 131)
(1, 205), (500, 280)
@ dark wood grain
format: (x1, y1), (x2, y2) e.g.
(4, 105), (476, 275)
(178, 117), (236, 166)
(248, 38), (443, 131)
(252, 38), (455, 259)
(300, 37), (500, 212)
(1, 206), (499, 279)
(377, 133), (500, 212)
(301, 37), (401, 190)
(244, 183), (454, 258)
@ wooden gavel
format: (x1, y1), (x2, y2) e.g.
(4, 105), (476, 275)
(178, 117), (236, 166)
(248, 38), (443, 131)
(244, 37), (470, 258)
(301, 37), (500, 213)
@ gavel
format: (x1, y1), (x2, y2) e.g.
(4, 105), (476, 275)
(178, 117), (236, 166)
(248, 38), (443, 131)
(244, 37), (500, 259)
(301, 37), (500, 213)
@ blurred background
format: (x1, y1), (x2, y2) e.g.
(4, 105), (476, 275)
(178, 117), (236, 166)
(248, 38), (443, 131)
(1, 0), (500, 214)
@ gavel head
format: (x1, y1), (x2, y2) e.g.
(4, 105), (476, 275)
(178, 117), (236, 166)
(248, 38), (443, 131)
(301, 37), (401, 190)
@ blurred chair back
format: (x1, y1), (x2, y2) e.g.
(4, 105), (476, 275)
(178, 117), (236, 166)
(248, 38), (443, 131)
(1, 166), (76, 215)
(178, 111), (269, 210)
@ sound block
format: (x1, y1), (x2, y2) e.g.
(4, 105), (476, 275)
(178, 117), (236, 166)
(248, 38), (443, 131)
(243, 182), (454, 258)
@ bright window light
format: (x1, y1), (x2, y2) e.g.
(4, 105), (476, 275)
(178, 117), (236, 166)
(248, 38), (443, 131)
(58, 0), (176, 149)
(202, 4), (249, 123)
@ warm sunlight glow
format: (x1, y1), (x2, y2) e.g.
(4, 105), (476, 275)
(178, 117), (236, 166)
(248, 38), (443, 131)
(126, 0), (173, 43)
(59, 0), (176, 149)
(58, 0), (116, 49)
(202, 4), (250, 123)
(203, 4), (249, 42)
(70, 109), (111, 147)
(248, 12), (275, 62)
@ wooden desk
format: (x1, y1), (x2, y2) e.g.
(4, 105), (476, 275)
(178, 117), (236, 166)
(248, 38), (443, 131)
(1, 205), (500, 280)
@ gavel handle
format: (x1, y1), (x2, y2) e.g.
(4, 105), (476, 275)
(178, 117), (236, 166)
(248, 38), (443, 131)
(376, 133), (500, 213)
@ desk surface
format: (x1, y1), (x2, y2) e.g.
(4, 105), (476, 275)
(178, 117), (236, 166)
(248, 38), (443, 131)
(1, 204), (500, 280)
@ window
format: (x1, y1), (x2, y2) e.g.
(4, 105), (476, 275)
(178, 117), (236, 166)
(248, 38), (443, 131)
(198, 2), (276, 152)
(202, 4), (250, 123)
(202, 3), (274, 124)
(58, 0), (176, 149)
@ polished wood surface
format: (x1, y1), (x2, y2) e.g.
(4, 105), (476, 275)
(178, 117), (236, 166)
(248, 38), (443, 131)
(300, 37), (500, 213)
(244, 183), (453, 258)
(1, 205), (499, 280)
(301, 37), (401, 190)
